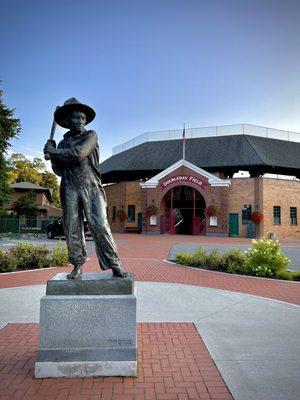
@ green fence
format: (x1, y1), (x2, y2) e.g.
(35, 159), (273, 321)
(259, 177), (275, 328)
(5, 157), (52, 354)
(0, 217), (20, 234)
(0, 216), (57, 234)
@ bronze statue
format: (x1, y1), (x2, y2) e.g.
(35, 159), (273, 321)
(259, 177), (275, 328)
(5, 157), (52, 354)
(43, 98), (128, 279)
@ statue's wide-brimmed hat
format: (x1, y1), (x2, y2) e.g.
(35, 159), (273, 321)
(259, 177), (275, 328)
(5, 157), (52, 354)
(54, 98), (96, 128)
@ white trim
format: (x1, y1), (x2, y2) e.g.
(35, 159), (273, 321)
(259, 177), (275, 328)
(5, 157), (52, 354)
(210, 182), (231, 187)
(140, 159), (231, 188)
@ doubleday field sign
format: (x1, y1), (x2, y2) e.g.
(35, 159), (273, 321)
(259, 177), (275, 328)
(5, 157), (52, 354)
(160, 175), (206, 190)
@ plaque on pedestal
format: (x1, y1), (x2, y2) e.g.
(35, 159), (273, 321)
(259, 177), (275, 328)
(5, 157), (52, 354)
(35, 273), (137, 378)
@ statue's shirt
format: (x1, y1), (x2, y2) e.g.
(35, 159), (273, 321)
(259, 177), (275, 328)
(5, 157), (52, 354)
(51, 130), (102, 188)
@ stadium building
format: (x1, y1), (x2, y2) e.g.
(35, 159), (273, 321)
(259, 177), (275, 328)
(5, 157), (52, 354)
(101, 124), (300, 239)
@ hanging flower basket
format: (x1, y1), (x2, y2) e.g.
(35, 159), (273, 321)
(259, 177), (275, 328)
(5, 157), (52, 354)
(250, 211), (264, 223)
(116, 209), (126, 222)
(206, 205), (218, 217)
(146, 203), (158, 218)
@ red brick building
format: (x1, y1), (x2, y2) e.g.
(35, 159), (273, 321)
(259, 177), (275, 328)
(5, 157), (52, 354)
(5, 182), (62, 218)
(102, 126), (300, 239)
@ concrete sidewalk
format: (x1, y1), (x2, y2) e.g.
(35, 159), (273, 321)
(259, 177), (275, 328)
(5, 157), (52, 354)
(1, 282), (299, 400)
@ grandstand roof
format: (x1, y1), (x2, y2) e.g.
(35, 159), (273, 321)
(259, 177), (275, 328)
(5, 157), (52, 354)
(101, 135), (300, 183)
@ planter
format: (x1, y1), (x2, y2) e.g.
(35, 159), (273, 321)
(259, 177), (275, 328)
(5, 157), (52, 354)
(146, 203), (158, 218)
(206, 205), (218, 217)
(250, 211), (264, 223)
(116, 210), (126, 222)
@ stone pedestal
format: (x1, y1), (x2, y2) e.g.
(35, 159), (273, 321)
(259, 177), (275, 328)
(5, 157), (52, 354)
(35, 273), (137, 378)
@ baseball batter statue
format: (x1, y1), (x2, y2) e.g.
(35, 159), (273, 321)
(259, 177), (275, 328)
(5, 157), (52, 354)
(43, 98), (128, 279)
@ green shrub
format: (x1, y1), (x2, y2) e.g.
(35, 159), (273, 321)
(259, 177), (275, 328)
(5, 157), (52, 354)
(245, 238), (290, 278)
(275, 269), (292, 280)
(176, 246), (246, 273)
(177, 246), (244, 272)
(0, 249), (17, 272)
(175, 238), (294, 281)
(49, 241), (69, 267)
(206, 249), (224, 271)
(176, 251), (197, 266)
(222, 248), (247, 274)
(10, 242), (49, 270)
(176, 246), (208, 268)
(290, 271), (300, 281)
(274, 269), (300, 281)
(192, 246), (209, 268)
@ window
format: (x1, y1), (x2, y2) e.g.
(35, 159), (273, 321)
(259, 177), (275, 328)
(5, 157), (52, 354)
(273, 206), (281, 225)
(290, 207), (297, 226)
(112, 206), (116, 221)
(242, 205), (252, 224)
(127, 205), (135, 222)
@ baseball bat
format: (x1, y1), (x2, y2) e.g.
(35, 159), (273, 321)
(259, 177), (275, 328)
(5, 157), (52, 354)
(44, 106), (59, 160)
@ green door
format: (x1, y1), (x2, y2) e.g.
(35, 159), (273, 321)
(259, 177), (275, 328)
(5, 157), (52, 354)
(137, 213), (143, 229)
(229, 213), (239, 236)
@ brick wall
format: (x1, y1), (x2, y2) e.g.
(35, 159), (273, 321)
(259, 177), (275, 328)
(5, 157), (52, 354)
(4, 190), (62, 218)
(142, 165), (229, 235)
(104, 182), (142, 232)
(228, 177), (300, 239)
(43, 205), (62, 217)
(125, 181), (143, 227)
(104, 182), (126, 232)
(228, 178), (256, 237)
(262, 178), (300, 239)
(104, 173), (300, 239)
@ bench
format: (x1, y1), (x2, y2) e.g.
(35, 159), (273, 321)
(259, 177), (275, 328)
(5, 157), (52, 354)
(125, 227), (142, 234)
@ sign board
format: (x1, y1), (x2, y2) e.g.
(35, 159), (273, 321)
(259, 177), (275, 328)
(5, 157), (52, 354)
(160, 175), (206, 190)
(209, 216), (218, 227)
(149, 215), (157, 225)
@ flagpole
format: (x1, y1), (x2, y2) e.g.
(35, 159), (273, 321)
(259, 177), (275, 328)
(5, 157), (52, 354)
(183, 123), (185, 160)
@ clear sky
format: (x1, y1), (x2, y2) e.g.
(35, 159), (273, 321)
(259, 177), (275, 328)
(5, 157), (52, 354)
(1, 0), (300, 162)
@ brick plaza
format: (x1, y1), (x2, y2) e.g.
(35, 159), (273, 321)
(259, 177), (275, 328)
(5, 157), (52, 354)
(0, 234), (299, 399)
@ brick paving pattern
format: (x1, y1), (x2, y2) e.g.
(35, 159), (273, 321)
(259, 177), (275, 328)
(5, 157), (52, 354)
(0, 234), (299, 399)
(0, 323), (232, 400)
(0, 234), (299, 305)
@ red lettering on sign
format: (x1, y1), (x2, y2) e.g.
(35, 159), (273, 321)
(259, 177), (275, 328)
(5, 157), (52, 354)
(160, 175), (206, 190)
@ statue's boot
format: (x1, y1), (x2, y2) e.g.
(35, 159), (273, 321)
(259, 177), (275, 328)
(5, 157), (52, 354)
(67, 265), (83, 279)
(112, 266), (128, 278)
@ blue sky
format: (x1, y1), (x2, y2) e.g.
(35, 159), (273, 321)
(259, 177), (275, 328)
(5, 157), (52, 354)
(1, 0), (300, 161)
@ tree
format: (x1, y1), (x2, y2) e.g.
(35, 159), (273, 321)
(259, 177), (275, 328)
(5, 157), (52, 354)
(41, 171), (60, 206)
(12, 191), (40, 216)
(9, 153), (42, 185)
(0, 87), (21, 208)
(8, 153), (61, 206)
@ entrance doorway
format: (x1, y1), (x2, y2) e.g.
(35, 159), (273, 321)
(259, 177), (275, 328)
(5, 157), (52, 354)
(229, 213), (239, 236)
(160, 186), (206, 235)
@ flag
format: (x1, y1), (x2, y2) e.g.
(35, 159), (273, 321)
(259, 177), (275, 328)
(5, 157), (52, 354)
(182, 123), (186, 160)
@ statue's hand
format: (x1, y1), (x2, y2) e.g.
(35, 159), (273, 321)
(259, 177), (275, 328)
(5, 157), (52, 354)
(44, 140), (57, 155)
(48, 139), (56, 148)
